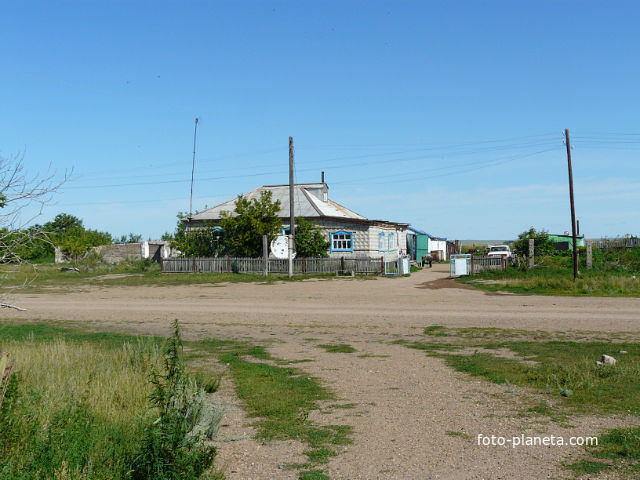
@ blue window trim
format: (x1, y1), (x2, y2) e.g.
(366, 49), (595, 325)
(378, 232), (386, 252)
(330, 230), (354, 253)
(281, 226), (291, 235)
(388, 232), (396, 251)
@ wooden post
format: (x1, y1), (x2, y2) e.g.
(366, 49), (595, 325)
(262, 235), (268, 276)
(586, 239), (593, 269)
(471, 255), (474, 274)
(565, 128), (579, 279)
(303, 258), (307, 274)
(528, 239), (535, 269)
(381, 256), (384, 274)
(341, 256), (345, 273)
(227, 257), (231, 273)
(192, 257), (197, 273)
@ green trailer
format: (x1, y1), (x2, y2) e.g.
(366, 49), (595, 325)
(549, 233), (585, 250)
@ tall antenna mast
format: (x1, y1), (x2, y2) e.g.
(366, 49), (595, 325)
(189, 117), (199, 219)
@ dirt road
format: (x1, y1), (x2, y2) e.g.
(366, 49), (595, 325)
(4, 265), (640, 479)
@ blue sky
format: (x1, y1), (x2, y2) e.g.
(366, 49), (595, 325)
(1, 1), (638, 240)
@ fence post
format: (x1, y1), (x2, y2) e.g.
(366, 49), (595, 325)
(586, 239), (593, 269)
(528, 239), (535, 269)
(380, 256), (384, 274)
(470, 255), (474, 274)
(303, 258), (307, 274)
(227, 257), (231, 273)
(192, 257), (197, 273)
(262, 235), (268, 276)
(501, 257), (506, 270)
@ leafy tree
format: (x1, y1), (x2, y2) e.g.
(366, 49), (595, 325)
(170, 214), (225, 258)
(44, 213), (83, 234)
(513, 227), (556, 257)
(57, 227), (113, 262)
(294, 217), (329, 257)
(116, 233), (143, 244)
(219, 191), (281, 257)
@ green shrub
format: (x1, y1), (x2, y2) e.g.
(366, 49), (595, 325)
(131, 321), (220, 480)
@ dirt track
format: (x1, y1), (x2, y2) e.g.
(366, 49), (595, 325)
(4, 265), (640, 479)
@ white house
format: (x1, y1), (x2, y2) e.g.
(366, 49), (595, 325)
(185, 182), (409, 259)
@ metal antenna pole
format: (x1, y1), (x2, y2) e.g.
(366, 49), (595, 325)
(189, 117), (199, 220)
(288, 136), (294, 278)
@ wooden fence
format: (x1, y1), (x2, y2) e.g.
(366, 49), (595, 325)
(471, 255), (506, 274)
(592, 238), (640, 249)
(161, 256), (386, 275)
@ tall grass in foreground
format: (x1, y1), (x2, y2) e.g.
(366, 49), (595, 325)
(0, 323), (222, 480)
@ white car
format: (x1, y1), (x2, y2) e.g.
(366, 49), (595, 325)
(486, 245), (512, 259)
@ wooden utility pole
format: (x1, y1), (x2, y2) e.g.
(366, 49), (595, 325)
(564, 128), (579, 279)
(288, 136), (295, 278)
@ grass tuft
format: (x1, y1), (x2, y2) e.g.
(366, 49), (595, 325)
(317, 343), (357, 353)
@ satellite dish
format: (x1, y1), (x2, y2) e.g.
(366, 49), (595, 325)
(270, 235), (296, 259)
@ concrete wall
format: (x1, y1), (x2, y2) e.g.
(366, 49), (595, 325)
(55, 241), (173, 264)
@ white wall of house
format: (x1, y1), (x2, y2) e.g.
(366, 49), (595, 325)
(427, 238), (448, 261)
(312, 219), (407, 259)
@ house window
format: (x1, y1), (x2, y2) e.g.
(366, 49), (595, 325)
(331, 231), (353, 252)
(378, 232), (386, 251)
(388, 232), (396, 251)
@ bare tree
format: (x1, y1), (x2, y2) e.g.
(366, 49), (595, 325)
(0, 151), (70, 310)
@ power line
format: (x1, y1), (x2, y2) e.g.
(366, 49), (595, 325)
(63, 139), (559, 189)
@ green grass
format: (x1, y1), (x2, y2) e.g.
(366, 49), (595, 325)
(445, 430), (472, 440)
(194, 338), (352, 473)
(317, 343), (357, 353)
(400, 326), (640, 478)
(0, 322), (222, 480)
(423, 325), (447, 336)
(565, 428), (640, 476)
(1, 323), (351, 479)
(459, 264), (640, 297)
(298, 470), (330, 480)
(407, 338), (640, 414)
(0, 262), (338, 293)
(565, 459), (611, 475)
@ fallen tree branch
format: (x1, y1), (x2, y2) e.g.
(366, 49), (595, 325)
(0, 303), (26, 311)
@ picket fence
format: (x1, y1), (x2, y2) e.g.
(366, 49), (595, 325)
(161, 256), (388, 275)
(471, 255), (507, 274)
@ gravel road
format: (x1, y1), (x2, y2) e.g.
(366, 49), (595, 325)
(4, 264), (639, 479)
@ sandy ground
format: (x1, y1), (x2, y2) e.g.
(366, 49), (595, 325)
(3, 264), (640, 479)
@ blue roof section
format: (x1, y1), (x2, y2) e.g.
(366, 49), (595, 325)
(408, 226), (448, 241)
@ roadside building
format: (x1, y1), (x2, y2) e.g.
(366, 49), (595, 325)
(549, 232), (585, 251)
(406, 228), (455, 262)
(185, 182), (409, 259)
